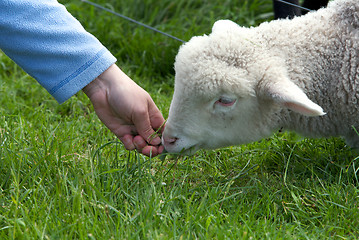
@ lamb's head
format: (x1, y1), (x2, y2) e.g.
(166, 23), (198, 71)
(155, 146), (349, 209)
(162, 20), (325, 155)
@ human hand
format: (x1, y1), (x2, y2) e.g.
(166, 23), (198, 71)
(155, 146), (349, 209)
(83, 64), (165, 157)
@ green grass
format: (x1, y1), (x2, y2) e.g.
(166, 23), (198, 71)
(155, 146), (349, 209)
(1, 0), (358, 239)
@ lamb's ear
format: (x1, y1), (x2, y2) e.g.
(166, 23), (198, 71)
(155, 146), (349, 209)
(212, 20), (240, 34)
(258, 76), (326, 117)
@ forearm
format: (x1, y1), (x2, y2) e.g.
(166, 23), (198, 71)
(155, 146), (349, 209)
(0, 0), (116, 103)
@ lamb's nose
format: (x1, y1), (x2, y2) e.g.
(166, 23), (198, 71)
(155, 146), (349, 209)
(163, 137), (178, 146)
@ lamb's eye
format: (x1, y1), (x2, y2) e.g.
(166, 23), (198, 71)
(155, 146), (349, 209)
(215, 96), (236, 107)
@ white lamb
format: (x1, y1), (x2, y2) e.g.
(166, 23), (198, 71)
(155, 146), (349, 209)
(162, 0), (359, 155)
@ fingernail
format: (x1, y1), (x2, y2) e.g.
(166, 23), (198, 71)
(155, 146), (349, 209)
(149, 136), (161, 146)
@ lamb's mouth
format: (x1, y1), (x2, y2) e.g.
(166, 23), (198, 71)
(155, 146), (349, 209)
(178, 144), (198, 155)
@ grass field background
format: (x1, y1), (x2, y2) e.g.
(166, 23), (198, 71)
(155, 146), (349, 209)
(1, 0), (359, 239)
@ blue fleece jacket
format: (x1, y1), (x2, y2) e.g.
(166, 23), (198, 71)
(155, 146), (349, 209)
(0, 0), (117, 103)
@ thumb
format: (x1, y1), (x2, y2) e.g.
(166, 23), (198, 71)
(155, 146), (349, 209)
(132, 111), (161, 146)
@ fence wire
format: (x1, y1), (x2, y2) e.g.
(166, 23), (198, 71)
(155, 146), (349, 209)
(81, 0), (186, 43)
(81, 0), (313, 43)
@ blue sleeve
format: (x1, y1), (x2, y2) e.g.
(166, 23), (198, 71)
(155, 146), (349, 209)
(0, 0), (117, 103)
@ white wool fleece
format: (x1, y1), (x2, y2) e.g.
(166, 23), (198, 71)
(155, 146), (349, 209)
(163, 0), (359, 154)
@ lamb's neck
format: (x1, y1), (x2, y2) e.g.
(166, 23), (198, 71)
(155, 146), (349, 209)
(272, 105), (350, 140)
(272, 109), (323, 138)
(252, 2), (358, 142)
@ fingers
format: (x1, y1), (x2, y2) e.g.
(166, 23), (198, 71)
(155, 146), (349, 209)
(120, 134), (136, 150)
(141, 145), (165, 157)
(120, 134), (163, 157)
(129, 100), (165, 157)
(149, 109), (166, 134)
(133, 135), (148, 150)
(133, 135), (164, 157)
(132, 108), (163, 146)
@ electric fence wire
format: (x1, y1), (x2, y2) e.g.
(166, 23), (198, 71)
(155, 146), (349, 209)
(81, 0), (313, 43)
(274, 0), (313, 12)
(81, 0), (186, 43)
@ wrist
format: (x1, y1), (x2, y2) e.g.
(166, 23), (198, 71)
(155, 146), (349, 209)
(82, 64), (117, 99)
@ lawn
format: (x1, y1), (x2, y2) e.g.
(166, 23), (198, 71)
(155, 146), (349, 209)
(0, 0), (358, 239)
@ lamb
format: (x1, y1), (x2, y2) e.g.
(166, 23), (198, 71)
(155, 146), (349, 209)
(162, 0), (359, 155)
